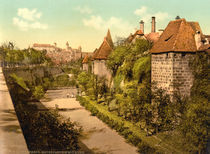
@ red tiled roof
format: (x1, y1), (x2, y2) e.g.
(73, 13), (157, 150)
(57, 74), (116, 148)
(150, 18), (202, 53)
(126, 30), (145, 43)
(145, 32), (160, 43)
(106, 29), (114, 48)
(82, 55), (89, 64)
(93, 30), (114, 60)
(136, 30), (144, 35)
(33, 43), (54, 48)
(198, 44), (210, 54)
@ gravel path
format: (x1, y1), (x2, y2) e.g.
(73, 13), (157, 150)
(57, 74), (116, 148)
(41, 88), (138, 154)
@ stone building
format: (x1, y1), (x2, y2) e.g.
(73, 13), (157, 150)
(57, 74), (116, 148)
(32, 42), (84, 64)
(92, 30), (114, 83)
(82, 55), (89, 72)
(82, 49), (96, 72)
(150, 18), (209, 97)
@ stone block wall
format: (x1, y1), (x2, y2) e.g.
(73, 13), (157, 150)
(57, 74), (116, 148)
(172, 53), (194, 97)
(83, 63), (88, 72)
(93, 60), (112, 83)
(152, 52), (194, 97)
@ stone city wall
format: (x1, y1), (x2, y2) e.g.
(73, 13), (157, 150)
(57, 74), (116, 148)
(152, 52), (194, 97)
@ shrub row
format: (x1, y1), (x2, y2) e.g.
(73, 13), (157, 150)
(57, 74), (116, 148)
(77, 96), (157, 153)
(14, 101), (81, 151)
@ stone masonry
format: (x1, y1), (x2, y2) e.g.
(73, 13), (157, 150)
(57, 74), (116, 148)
(150, 18), (209, 98)
(152, 52), (194, 97)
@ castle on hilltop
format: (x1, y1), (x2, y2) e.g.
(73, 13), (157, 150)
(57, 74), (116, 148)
(33, 42), (92, 64)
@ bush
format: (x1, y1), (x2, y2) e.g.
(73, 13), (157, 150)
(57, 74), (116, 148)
(33, 85), (45, 100)
(16, 103), (80, 151)
(53, 74), (71, 87)
(137, 142), (156, 154)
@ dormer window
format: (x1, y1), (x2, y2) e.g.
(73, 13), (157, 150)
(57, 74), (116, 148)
(196, 31), (200, 34)
(165, 35), (173, 41)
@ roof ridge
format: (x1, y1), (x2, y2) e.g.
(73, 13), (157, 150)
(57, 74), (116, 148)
(172, 19), (184, 51)
(104, 37), (112, 49)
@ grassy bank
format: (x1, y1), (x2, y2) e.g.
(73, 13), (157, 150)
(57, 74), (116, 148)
(77, 96), (187, 153)
(4, 69), (83, 152)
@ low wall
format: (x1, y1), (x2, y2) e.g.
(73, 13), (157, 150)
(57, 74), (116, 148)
(0, 67), (28, 154)
(3, 66), (63, 83)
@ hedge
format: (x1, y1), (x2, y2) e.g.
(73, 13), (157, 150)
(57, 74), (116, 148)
(76, 96), (159, 153)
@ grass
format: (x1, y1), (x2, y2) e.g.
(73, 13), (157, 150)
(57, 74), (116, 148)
(78, 96), (188, 153)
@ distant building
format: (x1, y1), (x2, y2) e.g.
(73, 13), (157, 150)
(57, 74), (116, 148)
(150, 18), (210, 97)
(82, 55), (89, 72)
(92, 30), (114, 83)
(32, 42), (85, 64)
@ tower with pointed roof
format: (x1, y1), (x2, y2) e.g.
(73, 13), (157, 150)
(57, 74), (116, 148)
(92, 29), (114, 83)
(150, 18), (209, 97)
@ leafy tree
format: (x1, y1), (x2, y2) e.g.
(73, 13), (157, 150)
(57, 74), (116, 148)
(107, 45), (128, 76)
(179, 52), (209, 153)
(77, 71), (91, 92)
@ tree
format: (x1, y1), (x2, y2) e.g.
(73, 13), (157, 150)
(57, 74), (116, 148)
(107, 45), (128, 76)
(77, 72), (91, 92)
(179, 52), (209, 153)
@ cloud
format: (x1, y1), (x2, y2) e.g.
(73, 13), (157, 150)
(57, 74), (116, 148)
(134, 6), (169, 22)
(18, 8), (42, 21)
(83, 15), (103, 29)
(75, 6), (92, 14)
(13, 8), (48, 31)
(83, 15), (134, 36)
(13, 17), (48, 31)
(134, 6), (147, 16)
(154, 12), (169, 21)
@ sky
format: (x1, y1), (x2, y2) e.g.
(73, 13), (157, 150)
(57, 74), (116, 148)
(0, 0), (210, 52)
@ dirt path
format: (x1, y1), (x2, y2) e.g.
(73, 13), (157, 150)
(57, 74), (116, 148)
(41, 88), (138, 154)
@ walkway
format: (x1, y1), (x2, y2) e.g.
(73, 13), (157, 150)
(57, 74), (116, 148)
(41, 88), (138, 154)
(0, 67), (28, 154)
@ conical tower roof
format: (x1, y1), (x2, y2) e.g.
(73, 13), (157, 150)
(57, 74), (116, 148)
(106, 29), (114, 48)
(93, 29), (114, 60)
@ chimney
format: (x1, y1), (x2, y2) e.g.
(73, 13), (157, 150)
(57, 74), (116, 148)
(175, 16), (181, 20)
(151, 16), (156, 33)
(194, 31), (202, 50)
(139, 20), (144, 33)
(66, 41), (69, 50)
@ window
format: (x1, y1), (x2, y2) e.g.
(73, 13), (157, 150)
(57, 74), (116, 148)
(165, 35), (173, 41)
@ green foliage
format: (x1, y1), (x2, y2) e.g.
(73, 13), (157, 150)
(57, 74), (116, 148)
(133, 56), (150, 82)
(113, 68), (124, 90)
(15, 102), (80, 151)
(33, 85), (45, 100)
(77, 71), (91, 92)
(107, 39), (152, 78)
(9, 73), (29, 91)
(77, 96), (161, 153)
(7, 72), (81, 151)
(0, 43), (51, 65)
(43, 77), (51, 90)
(77, 71), (109, 100)
(178, 52), (210, 153)
(107, 45), (128, 76)
(51, 74), (75, 87)
(137, 142), (156, 153)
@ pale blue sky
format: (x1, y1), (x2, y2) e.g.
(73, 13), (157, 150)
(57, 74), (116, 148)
(0, 0), (210, 52)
